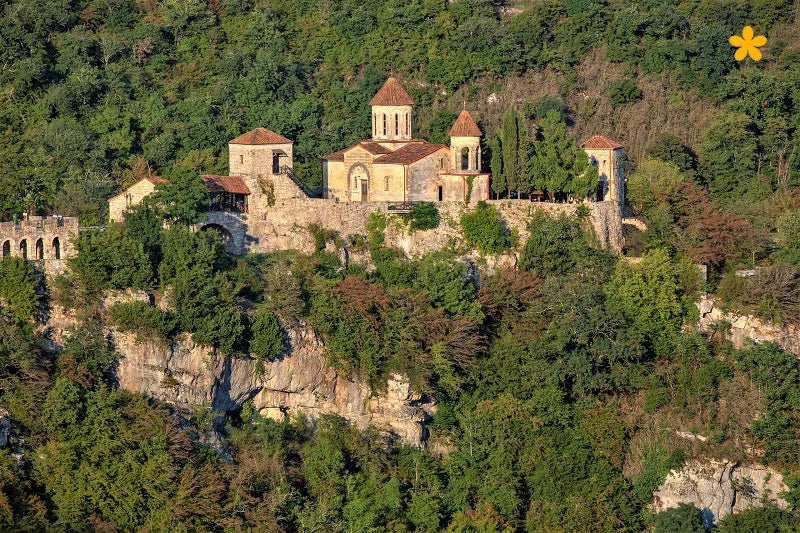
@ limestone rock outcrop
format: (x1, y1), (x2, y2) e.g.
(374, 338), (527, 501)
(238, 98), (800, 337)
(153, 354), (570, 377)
(696, 295), (800, 356)
(110, 323), (432, 448)
(651, 459), (788, 527)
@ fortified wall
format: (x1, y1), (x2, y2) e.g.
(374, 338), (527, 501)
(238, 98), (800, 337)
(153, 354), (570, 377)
(0, 216), (79, 274)
(203, 198), (623, 258)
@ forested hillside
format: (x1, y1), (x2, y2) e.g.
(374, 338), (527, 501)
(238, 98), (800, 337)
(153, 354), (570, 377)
(1, 0), (799, 226)
(3, 0), (800, 531)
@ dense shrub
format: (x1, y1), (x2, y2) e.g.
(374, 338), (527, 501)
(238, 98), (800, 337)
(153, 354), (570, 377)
(518, 211), (589, 276)
(652, 503), (705, 533)
(250, 307), (283, 369)
(609, 78), (643, 106)
(0, 257), (38, 324)
(460, 201), (509, 254)
(110, 301), (175, 342)
(69, 225), (153, 294)
(404, 202), (439, 230)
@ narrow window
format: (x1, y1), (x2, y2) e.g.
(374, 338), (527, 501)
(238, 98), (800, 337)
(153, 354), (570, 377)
(395, 114), (399, 136)
(461, 147), (470, 171)
(438, 186), (443, 202)
(35, 238), (43, 260)
(475, 150), (479, 170)
(19, 239), (27, 259)
(384, 176), (389, 191)
(405, 113), (409, 136)
(373, 113), (376, 135)
(239, 154), (243, 164)
(383, 114), (387, 136)
(52, 237), (60, 260)
(272, 153), (280, 174)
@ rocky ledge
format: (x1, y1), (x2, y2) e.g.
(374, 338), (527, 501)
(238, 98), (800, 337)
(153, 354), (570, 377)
(112, 324), (433, 448)
(651, 459), (788, 527)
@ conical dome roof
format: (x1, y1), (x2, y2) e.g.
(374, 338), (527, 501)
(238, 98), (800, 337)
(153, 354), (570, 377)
(369, 76), (414, 106)
(448, 109), (481, 137)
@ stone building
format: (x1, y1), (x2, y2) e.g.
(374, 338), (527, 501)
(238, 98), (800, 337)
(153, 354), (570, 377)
(321, 76), (490, 204)
(109, 127), (302, 223)
(0, 215), (79, 272)
(581, 135), (624, 208)
(108, 175), (166, 222)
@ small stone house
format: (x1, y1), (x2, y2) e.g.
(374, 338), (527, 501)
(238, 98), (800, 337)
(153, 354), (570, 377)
(321, 76), (490, 204)
(108, 175), (166, 222)
(581, 135), (625, 208)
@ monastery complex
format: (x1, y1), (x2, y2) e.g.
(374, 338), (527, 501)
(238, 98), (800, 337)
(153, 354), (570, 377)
(2, 76), (626, 263)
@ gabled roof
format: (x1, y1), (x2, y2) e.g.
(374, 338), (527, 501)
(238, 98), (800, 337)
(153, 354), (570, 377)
(369, 76), (414, 106)
(374, 141), (447, 165)
(449, 109), (482, 137)
(580, 135), (623, 150)
(229, 127), (292, 145)
(201, 175), (251, 195)
(349, 142), (392, 155)
(321, 149), (346, 162)
(108, 176), (166, 201)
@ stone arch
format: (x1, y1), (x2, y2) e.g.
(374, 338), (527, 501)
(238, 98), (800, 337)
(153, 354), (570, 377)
(461, 147), (470, 171)
(19, 239), (27, 259)
(35, 238), (43, 259)
(201, 223), (236, 254)
(52, 237), (61, 260)
(2, 240), (9, 258)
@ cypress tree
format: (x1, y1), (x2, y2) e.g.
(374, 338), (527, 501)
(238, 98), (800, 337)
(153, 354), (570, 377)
(501, 110), (519, 197)
(489, 135), (505, 198)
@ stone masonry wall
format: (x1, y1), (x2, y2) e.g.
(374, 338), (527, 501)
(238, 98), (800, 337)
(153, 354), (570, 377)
(203, 198), (623, 257)
(0, 216), (79, 274)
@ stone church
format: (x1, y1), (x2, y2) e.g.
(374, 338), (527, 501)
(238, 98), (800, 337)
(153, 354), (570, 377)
(321, 76), (491, 204)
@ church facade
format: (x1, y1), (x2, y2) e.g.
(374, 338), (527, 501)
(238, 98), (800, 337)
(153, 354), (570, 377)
(321, 77), (490, 204)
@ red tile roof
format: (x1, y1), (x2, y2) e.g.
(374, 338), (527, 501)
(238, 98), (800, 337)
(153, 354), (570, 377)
(322, 149), (346, 162)
(369, 76), (414, 106)
(229, 127), (292, 145)
(374, 141), (447, 165)
(448, 109), (482, 137)
(201, 175), (251, 195)
(354, 142), (392, 155)
(580, 135), (623, 150)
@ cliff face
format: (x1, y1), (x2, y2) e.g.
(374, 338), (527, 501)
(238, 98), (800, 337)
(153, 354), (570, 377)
(696, 296), (800, 356)
(651, 459), (788, 527)
(111, 324), (432, 448)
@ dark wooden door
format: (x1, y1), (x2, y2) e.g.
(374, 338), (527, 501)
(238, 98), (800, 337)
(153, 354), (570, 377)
(361, 179), (368, 202)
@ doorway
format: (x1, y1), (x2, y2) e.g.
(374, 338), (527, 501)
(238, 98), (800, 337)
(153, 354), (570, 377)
(438, 185), (443, 202)
(360, 179), (368, 202)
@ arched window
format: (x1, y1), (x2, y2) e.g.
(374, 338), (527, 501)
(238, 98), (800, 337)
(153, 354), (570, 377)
(384, 176), (389, 191)
(395, 114), (399, 136)
(52, 237), (60, 260)
(382, 114), (387, 136)
(35, 238), (43, 260)
(19, 239), (27, 259)
(373, 113), (376, 135)
(475, 149), (479, 170)
(2, 241), (9, 258)
(405, 113), (409, 136)
(461, 147), (470, 171)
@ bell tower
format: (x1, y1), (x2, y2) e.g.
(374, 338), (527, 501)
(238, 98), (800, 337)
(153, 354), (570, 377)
(448, 109), (482, 173)
(370, 76), (414, 142)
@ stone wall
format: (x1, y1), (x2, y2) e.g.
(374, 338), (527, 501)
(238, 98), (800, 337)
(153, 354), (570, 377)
(0, 216), (79, 274)
(202, 198), (623, 257)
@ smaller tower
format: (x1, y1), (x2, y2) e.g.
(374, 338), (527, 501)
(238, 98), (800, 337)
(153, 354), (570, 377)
(580, 135), (624, 207)
(448, 109), (482, 173)
(370, 76), (414, 142)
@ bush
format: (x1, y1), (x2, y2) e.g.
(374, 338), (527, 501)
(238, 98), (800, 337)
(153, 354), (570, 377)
(518, 212), (587, 276)
(110, 301), (175, 342)
(652, 503), (705, 533)
(460, 201), (509, 254)
(0, 257), (38, 324)
(609, 78), (643, 106)
(250, 307), (283, 368)
(404, 202), (439, 231)
(715, 506), (797, 532)
(69, 225), (153, 295)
